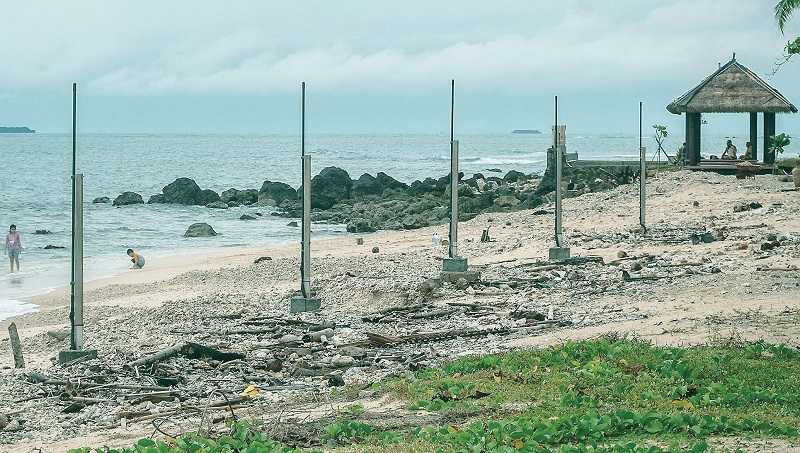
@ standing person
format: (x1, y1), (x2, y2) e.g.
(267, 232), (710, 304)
(5, 224), (22, 273)
(126, 248), (145, 269)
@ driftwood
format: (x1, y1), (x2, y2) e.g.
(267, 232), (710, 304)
(8, 323), (25, 368)
(756, 265), (799, 272)
(409, 308), (458, 320)
(125, 342), (244, 369)
(366, 326), (513, 347)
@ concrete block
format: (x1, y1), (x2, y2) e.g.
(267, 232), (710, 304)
(290, 296), (321, 313)
(58, 349), (98, 364)
(442, 257), (468, 272)
(549, 246), (571, 262)
(440, 270), (481, 284)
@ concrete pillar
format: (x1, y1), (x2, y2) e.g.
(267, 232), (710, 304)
(71, 173), (84, 350)
(764, 112), (776, 164)
(749, 112), (758, 161)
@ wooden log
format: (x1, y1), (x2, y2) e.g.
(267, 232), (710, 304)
(125, 342), (244, 369)
(8, 322), (24, 368)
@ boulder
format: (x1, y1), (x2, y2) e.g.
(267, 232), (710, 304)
(504, 170), (527, 182)
(184, 223), (217, 238)
(113, 191), (144, 206)
(347, 218), (377, 233)
(376, 172), (408, 192)
(220, 188), (242, 203)
(240, 214), (257, 221)
(162, 178), (204, 204)
(92, 196), (110, 204)
(310, 167), (352, 209)
(206, 201), (228, 209)
(352, 174), (382, 197)
(147, 194), (167, 204)
(259, 181), (297, 205)
(198, 189), (221, 205)
(409, 177), (439, 196)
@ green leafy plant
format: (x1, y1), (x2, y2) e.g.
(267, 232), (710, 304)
(768, 133), (792, 156)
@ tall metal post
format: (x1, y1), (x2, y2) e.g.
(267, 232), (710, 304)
(70, 83), (77, 350)
(549, 96), (570, 261)
(291, 81), (320, 312)
(639, 102), (646, 233)
(449, 140), (459, 259)
(60, 83), (97, 363)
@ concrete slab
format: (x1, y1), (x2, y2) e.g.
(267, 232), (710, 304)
(58, 349), (98, 364)
(442, 257), (468, 272)
(440, 270), (481, 284)
(290, 296), (321, 313)
(549, 247), (571, 262)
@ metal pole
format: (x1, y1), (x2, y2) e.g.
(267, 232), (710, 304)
(449, 140), (459, 259)
(554, 96), (564, 247)
(72, 174), (84, 350)
(639, 102), (646, 233)
(70, 82), (77, 350)
(299, 81), (311, 298)
(301, 156), (312, 297)
(450, 79), (454, 143)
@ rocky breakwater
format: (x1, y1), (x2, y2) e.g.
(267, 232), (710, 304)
(274, 166), (546, 232)
(146, 177), (221, 206)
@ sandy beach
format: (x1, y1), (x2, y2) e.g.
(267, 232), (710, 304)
(2, 169), (799, 451)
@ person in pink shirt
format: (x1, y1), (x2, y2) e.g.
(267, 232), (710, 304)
(5, 224), (22, 273)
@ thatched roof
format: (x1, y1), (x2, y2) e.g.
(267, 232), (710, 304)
(667, 58), (797, 114)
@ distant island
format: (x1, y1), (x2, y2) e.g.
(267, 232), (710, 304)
(512, 129), (541, 134)
(0, 126), (35, 133)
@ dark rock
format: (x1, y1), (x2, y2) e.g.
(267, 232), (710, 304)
(184, 222), (217, 238)
(198, 189), (221, 205)
(287, 221), (299, 227)
(92, 196), (110, 204)
(254, 256), (272, 264)
(113, 192), (144, 206)
(486, 168), (502, 173)
(206, 201), (228, 209)
(733, 201), (763, 213)
(503, 170), (527, 182)
(43, 245), (66, 250)
(162, 178), (204, 205)
(328, 374), (345, 387)
(352, 173), (382, 197)
(34, 229), (52, 235)
(347, 218), (377, 233)
(494, 195), (520, 208)
(259, 181), (297, 205)
(310, 167), (352, 209)
(371, 246), (380, 253)
(376, 172), (408, 192)
(227, 201), (241, 207)
(690, 232), (715, 245)
(409, 177), (439, 196)
(147, 194), (167, 204)
(240, 214), (257, 221)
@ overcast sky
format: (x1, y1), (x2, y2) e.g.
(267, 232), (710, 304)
(0, 0), (798, 134)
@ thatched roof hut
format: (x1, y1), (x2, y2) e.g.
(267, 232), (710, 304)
(667, 59), (797, 114)
(666, 56), (797, 166)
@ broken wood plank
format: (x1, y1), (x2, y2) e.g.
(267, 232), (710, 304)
(8, 323), (25, 369)
(125, 342), (244, 369)
(756, 265), (799, 272)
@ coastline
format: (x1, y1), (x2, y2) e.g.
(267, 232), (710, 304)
(2, 169), (800, 451)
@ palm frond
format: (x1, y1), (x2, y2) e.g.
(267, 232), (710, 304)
(775, 0), (800, 32)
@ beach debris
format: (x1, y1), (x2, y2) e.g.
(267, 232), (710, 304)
(184, 222), (217, 237)
(756, 264), (798, 271)
(356, 237), (364, 245)
(125, 342), (244, 369)
(43, 245), (66, 250)
(253, 256), (272, 264)
(733, 201), (763, 213)
(33, 229), (52, 235)
(8, 322), (25, 369)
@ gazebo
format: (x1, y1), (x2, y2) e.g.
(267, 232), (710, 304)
(667, 56), (797, 167)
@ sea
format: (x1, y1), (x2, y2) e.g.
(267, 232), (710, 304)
(0, 131), (779, 320)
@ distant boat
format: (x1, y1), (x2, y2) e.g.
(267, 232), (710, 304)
(512, 129), (541, 134)
(0, 126), (35, 133)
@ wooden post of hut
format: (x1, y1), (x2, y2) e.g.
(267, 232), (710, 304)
(667, 55), (796, 172)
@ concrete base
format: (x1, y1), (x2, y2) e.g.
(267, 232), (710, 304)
(440, 270), (481, 284)
(58, 349), (98, 364)
(290, 296), (321, 313)
(549, 246), (571, 262)
(442, 257), (468, 272)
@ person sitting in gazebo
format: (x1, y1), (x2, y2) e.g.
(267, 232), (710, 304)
(742, 141), (754, 160)
(722, 140), (738, 160)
